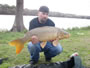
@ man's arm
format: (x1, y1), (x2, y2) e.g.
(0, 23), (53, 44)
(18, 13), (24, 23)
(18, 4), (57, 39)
(29, 20), (36, 30)
(29, 19), (39, 44)
(48, 19), (55, 27)
(29, 22), (39, 44)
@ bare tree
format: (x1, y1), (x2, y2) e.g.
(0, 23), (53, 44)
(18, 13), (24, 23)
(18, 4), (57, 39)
(10, 0), (26, 32)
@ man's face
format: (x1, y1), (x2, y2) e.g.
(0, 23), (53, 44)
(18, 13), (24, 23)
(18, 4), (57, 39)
(38, 12), (48, 23)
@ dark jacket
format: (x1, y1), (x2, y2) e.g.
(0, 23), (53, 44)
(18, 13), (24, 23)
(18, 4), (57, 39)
(29, 17), (55, 30)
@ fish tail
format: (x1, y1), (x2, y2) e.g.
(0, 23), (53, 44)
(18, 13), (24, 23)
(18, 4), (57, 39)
(9, 39), (25, 54)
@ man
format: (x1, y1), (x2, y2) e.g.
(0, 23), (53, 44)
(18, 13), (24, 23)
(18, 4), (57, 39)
(28, 6), (63, 64)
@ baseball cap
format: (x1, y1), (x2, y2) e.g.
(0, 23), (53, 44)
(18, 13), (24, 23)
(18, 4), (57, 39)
(39, 6), (49, 13)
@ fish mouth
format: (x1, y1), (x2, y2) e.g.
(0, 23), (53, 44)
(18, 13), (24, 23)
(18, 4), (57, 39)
(58, 33), (70, 40)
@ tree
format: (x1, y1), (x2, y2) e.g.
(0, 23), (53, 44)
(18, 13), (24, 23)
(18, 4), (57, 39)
(10, 0), (26, 32)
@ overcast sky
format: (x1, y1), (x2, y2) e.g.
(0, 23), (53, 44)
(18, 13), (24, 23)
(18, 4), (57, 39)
(0, 0), (90, 16)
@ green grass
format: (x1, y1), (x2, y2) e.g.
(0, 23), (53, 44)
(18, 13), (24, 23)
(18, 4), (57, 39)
(0, 27), (90, 68)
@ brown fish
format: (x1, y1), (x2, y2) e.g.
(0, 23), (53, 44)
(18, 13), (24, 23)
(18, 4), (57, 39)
(9, 26), (70, 54)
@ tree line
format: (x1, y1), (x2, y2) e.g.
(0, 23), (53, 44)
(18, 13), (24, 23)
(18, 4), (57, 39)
(0, 4), (90, 19)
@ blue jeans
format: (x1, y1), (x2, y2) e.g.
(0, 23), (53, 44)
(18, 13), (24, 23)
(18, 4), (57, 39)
(27, 41), (63, 62)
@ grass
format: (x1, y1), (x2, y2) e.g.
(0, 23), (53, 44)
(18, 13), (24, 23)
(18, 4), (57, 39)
(0, 27), (90, 68)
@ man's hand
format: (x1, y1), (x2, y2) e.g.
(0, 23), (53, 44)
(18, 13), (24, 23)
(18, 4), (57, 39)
(31, 36), (39, 44)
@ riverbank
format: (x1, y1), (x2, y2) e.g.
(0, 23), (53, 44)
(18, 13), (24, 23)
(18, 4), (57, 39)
(0, 15), (90, 30)
(0, 27), (90, 68)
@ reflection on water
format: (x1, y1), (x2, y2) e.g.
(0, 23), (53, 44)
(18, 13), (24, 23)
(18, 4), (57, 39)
(0, 15), (90, 30)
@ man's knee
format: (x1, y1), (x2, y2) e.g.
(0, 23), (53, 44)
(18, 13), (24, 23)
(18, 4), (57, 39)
(27, 42), (41, 52)
(28, 42), (33, 49)
(27, 42), (35, 53)
(55, 43), (63, 55)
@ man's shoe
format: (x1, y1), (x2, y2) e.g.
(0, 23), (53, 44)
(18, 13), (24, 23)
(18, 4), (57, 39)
(45, 58), (52, 62)
(30, 60), (38, 65)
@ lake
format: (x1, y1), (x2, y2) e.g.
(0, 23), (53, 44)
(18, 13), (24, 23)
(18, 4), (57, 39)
(0, 15), (90, 30)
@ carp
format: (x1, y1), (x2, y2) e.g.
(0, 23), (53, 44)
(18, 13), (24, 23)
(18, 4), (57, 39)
(9, 26), (70, 54)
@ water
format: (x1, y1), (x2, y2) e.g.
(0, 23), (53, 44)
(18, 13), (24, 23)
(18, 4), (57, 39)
(0, 15), (90, 30)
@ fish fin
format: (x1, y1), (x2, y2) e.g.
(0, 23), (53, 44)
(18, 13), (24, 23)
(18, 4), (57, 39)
(16, 43), (24, 54)
(52, 39), (59, 46)
(40, 41), (47, 48)
(9, 39), (25, 54)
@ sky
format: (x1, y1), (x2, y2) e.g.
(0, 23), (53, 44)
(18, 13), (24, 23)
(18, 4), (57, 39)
(0, 0), (90, 16)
